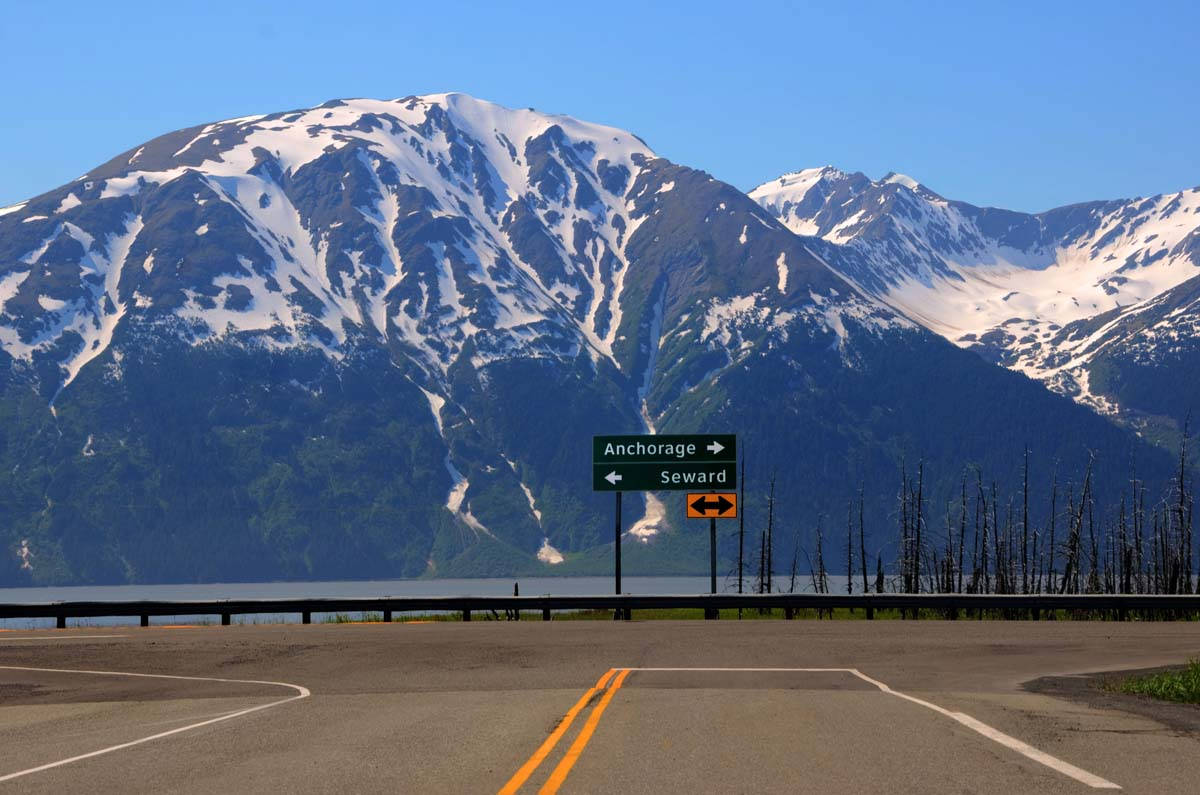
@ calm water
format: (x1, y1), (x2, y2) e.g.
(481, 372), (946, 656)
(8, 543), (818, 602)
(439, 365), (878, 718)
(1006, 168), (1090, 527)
(0, 574), (850, 629)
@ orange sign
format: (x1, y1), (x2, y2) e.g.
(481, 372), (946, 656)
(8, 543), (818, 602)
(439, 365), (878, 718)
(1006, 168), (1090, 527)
(687, 492), (737, 519)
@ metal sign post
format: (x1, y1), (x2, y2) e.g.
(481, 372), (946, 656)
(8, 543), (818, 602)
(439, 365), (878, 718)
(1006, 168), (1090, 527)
(706, 513), (720, 620)
(614, 491), (622, 598)
(686, 492), (739, 617)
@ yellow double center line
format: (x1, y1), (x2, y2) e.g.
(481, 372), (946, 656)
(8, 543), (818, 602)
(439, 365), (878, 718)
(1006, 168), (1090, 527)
(498, 668), (631, 795)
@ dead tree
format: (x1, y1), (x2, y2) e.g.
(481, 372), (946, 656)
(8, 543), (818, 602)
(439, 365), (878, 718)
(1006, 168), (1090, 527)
(765, 474), (776, 594)
(859, 487), (869, 593)
(1060, 458), (1093, 594)
(958, 476), (967, 593)
(736, 454), (745, 619)
(846, 501), (854, 597)
(1022, 446), (1030, 594)
(814, 518), (829, 596)
(1047, 472), (1058, 594)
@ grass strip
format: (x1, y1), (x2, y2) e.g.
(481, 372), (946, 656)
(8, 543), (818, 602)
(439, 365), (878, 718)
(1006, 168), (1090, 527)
(1110, 661), (1200, 704)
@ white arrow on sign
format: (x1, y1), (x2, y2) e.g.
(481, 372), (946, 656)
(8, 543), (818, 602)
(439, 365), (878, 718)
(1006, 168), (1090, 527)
(605, 471), (622, 485)
(707, 441), (724, 455)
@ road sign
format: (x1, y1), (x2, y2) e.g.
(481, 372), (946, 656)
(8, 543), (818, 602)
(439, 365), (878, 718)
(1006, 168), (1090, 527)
(592, 461), (737, 491)
(593, 434), (736, 464)
(592, 434), (736, 492)
(687, 492), (737, 519)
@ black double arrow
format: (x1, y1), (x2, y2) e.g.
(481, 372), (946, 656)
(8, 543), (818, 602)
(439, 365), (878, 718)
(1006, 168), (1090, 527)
(689, 494), (734, 515)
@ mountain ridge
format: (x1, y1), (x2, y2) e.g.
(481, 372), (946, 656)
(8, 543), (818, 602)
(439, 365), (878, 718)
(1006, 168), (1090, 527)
(752, 166), (1200, 435)
(0, 94), (1184, 586)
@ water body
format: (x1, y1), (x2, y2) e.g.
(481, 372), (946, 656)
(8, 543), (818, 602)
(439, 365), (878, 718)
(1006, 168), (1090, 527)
(0, 575), (852, 629)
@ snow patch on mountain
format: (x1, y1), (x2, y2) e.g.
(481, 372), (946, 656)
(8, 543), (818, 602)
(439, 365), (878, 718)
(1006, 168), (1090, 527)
(627, 493), (667, 543)
(882, 172), (921, 190)
(56, 215), (145, 399)
(55, 193), (81, 214)
(537, 538), (564, 564)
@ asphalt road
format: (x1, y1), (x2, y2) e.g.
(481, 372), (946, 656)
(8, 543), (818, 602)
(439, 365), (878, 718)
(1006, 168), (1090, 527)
(2, 620), (1200, 793)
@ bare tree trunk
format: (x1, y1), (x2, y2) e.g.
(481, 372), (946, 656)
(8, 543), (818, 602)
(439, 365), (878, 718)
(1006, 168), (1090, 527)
(1118, 495), (1128, 594)
(900, 462), (910, 595)
(1087, 488), (1101, 594)
(1178, 419), (1193, 594)
(766, 474), (776, 594)
(915, 461), (925, 596)
(1060, 458), (1092, 594)
(958, 476), (967, 593)
(1022, 446), (1030, 594)
(979, 474), (991, 594)
(789, 531), (799, 594)
(738, 455), (745, 596)
(859, 487), (869, 593)
(1133, 478), (1145, 593)
(815, 518), (829, 596)
(757, 530), (766, 595)
(846, 501), (854, 597)
(970, 474), (982, 594)
(1047, 473), (1058, 594)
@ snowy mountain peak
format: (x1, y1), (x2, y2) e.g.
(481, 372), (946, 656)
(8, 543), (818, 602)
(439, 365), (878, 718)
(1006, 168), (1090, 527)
(1, 93), (914, 440)
(0, 94), (665, 395)
(754, 166), (1200, 428)
(881, 172), (922, 191)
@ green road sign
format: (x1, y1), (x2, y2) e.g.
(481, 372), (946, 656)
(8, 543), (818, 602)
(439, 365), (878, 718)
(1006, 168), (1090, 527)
(592, 434), (737, 492)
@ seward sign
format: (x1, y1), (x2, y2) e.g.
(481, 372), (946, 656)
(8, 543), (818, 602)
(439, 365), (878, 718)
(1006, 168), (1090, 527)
(591, 434), (737, 492)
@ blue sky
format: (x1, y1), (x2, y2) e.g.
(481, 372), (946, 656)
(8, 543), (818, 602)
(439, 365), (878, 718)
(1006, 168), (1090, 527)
(1, 1), (1196, 211)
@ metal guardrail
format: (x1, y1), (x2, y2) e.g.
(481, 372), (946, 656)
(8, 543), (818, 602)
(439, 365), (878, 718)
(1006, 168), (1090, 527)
(3, 593), (1199, 627)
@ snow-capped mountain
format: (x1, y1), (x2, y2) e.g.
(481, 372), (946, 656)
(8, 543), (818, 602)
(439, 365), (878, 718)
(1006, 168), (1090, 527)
(0, 96), (1171, 586)
(0, 94), (659, 392)
(752, 167), (1200, 431)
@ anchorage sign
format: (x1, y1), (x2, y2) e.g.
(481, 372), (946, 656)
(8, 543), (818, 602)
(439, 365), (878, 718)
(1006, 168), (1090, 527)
(592, 434), (737, 492)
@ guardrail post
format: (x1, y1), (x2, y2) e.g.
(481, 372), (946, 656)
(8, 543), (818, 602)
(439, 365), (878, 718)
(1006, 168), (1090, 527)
(140, 614), (149, 627)
(302, 611), (311, 625)
(221, 612), (231, 626)
(56, 614), (66, 629)
(383, 609), (393, 623)
(785, 607), (794, 620)
(542, 608), (551, 621)
(462, 609), (471, 622)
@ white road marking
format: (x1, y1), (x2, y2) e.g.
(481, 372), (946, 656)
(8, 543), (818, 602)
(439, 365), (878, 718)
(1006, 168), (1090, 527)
(623, 666), (1121, 790)
(0, 665), (310, 784)
(0, 634), (129, 642)
(847, 668), (1120, 790)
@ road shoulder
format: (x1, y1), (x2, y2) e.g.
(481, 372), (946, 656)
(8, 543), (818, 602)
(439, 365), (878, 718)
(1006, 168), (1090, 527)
(1025, 666), (1200, 736)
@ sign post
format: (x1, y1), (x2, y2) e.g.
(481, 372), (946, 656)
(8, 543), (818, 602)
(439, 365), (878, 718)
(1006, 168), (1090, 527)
(614, 491), (622, 596)
(685, 492), (740, 613)
(593, 434), (737, 620)
(710, 515), (717, 597)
